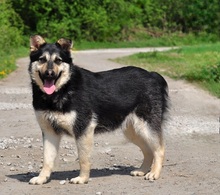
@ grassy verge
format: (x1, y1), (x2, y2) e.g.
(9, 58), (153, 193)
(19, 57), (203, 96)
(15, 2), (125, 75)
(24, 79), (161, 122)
(115, 43), (220, 98)
(0, 46), (28, 79)
(74, 32), (218, 50)
(1, 33), (219, 82)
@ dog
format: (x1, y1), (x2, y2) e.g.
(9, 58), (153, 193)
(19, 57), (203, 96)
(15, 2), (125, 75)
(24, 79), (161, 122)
(28, 35), (169, 185)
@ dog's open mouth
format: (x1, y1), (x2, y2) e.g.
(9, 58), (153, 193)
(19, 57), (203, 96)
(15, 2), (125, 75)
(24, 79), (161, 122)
(39, 71), (62, 95)
(43, 79), (56, 95)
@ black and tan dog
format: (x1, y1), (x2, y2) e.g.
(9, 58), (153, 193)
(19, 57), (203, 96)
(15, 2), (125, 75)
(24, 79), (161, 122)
(28, 35), (169, 184)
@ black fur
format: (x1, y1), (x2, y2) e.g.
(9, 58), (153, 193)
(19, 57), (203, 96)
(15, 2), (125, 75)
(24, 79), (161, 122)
(28, 36), (169, 184)
(29, 43), (169, 139)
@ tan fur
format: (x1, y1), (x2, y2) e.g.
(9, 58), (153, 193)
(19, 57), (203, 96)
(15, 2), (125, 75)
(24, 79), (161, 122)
(29, 111), (62, 184)
(36, 110), (77, 136)
(29, 35), (166, 185)
(122, 113), (164, 180)
(29, 52), (71, 94)
(30, 35), (46, 52)
(29, 111), (77, 185)
(70, 118), (97, 184)
(57, 38), (73, 51)
(29, 111), (164, 184)
(54, 62), (71, 91)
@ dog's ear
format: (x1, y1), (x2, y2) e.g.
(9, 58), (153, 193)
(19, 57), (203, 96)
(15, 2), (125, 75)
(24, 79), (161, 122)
(30, 35), (46, 52)
(56, 38), (73, 51)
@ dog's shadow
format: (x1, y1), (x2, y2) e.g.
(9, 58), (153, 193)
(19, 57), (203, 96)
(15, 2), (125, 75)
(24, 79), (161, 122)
(7, 165), (135, 183)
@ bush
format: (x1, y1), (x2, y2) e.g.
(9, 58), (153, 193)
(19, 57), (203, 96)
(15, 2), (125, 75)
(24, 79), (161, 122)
(0, 0), (24, 52)
(11, 0), (220, 42)
(187, 63), (220, 83)
(0, 0), (24, 79)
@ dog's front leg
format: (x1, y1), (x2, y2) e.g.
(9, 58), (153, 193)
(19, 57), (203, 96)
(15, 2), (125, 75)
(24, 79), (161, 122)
(70, 126), (94, 184)
(29, 130), (61, 185)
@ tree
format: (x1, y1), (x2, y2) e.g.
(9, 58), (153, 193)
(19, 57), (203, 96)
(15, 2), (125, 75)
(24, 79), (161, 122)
(0, 0), (24, 52)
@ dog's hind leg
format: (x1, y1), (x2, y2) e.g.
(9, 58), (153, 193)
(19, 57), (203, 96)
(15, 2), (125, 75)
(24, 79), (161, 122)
(124, 120), (153, 177)
(144, 133), (164, 180)
(70, 124), (95, 184)
(139, 122), (165, 181)
(124, 114), (165, 180)
(130, 142), (153, 177)
(29, 130), (61, 185)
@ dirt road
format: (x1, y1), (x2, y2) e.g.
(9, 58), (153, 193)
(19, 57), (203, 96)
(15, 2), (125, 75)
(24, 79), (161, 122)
(0, 48), (220, 195)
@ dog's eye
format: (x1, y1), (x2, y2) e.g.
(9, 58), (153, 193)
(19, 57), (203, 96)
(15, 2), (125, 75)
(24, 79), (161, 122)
(55, 57), (62, 64)
(39, 57), (46, 64)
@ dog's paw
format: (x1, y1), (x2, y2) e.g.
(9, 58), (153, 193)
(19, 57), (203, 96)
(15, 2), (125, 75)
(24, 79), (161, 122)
(145, 171), (160, 181)
(130, 169), (146, 177)
(70, 176), (89, 184)
(29, 176), (48, 185)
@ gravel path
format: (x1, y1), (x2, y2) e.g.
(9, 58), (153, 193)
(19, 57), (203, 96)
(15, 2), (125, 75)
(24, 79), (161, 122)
(0, 48), (220, 195)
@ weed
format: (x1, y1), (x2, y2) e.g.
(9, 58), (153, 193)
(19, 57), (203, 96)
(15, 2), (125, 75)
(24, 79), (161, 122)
(0, 47), (28, 79)
(115, 43), (220, 97)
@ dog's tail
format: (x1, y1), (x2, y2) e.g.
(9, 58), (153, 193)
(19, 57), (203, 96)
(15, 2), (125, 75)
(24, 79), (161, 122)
(151, 72), (170, 120)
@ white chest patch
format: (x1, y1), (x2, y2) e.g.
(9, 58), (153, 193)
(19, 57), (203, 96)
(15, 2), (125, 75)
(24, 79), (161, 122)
(35, 110), (77, 136)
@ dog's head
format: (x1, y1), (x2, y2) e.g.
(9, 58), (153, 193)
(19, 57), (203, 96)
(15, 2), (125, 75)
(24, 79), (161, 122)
(29, 35), (73, 95)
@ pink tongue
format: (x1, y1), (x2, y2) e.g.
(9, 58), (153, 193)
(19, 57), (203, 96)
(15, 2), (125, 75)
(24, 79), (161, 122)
(43, 80), (56, 95)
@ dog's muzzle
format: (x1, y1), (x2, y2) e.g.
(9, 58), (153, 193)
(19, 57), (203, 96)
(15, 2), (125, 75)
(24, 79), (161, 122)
(40, 69), (57, 95)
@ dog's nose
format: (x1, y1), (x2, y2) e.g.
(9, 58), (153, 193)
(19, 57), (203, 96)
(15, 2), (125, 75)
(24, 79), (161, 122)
(45, 69), (55, 77)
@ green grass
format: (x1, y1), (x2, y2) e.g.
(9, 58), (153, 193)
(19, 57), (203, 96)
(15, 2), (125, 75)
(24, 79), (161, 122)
(74, 32), (219, 50)
(115, 43), (220, 98)
(0, 46), (28, 79)
(1, 32), (220, 97)
(73, 38), (175, 50)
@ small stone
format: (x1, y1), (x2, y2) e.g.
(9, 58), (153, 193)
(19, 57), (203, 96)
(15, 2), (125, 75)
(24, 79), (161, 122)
(4, 178), (8, 182)
(59, 180), (66, 185)
(95, 143), (99, 147)
(28, 165), (33, 170)
(66, 153), (74, 157)
(105, 148), (112, 154)
(149, 179), (155, 183)
(96, 192), (102, 195)
(7, 162), (12, 166)
(10, 167), (16, 171)
(28, 144), (32, 148)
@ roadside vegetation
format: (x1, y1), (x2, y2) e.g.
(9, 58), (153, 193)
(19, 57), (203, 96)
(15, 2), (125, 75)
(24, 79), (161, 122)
(0, 1), (25, 78)
(0, 0), (220, 97)
(116, 44), (220, 97)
